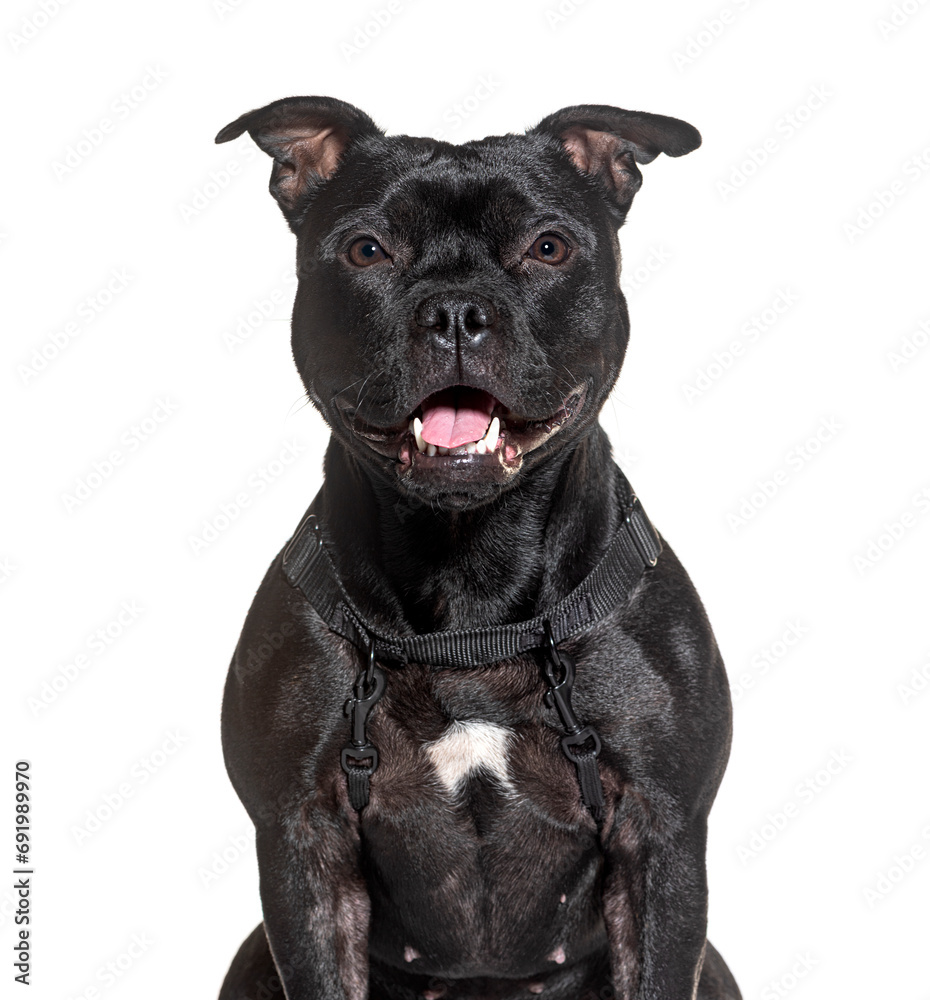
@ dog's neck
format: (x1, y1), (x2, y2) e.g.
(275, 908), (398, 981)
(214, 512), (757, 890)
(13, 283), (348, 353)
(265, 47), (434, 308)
(318, 425), (625, 634)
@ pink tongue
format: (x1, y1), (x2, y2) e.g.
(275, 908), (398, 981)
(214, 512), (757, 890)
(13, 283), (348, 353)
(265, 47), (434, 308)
(420, 388), (495, 448)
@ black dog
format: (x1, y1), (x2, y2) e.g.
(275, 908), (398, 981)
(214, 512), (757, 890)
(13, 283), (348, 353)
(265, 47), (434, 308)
(215, 97), (740, 1000)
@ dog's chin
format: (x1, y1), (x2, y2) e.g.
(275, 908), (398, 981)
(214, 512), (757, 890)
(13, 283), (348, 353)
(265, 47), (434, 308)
(336, 385), (588, 510)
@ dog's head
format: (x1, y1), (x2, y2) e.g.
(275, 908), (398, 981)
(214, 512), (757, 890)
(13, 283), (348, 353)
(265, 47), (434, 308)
(217, 97), (699, 509)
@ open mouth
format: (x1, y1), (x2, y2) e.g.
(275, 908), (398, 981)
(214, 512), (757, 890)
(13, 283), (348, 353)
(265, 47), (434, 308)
(412, 386), (502, 457)
(344, 384), (586, 475)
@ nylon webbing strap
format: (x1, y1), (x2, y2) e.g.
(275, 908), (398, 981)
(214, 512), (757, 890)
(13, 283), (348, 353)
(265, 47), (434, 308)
(282, 484), (661, 670)
(281, 472), (660, 824)
(570, 743), (605, 823)
(345, 765), (372, 811)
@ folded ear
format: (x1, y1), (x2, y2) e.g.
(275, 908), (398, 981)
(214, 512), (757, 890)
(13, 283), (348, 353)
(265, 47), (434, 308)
(530, 104), (701, 222)
(216, 96), (382, 230)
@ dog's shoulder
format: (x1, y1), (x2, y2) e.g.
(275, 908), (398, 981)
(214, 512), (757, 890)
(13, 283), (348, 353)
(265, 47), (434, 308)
(221, 547), (359, 806)
(574, 536), (732, 797)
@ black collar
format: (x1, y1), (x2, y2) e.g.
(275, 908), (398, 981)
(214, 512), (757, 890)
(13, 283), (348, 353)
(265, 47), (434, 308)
(280, 469), (661, 821)
(281, 470), (661, 670)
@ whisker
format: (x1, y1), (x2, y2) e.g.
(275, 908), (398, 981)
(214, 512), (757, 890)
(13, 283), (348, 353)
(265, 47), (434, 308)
(330, 373), (371, 402)
(355, 368), (387, 414)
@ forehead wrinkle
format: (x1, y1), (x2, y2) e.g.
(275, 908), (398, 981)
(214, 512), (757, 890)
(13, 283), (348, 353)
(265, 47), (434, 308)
(317, 136), (595, 256)
(387, 175), (536, 234)
(374, 140), (545, 223)
(317, 160), (514, 249)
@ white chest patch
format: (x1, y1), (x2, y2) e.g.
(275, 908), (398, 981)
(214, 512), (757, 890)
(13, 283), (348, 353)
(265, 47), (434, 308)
(424, 720), (515, 795)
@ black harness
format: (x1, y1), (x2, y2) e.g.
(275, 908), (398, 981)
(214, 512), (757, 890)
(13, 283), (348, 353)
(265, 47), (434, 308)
(281, 473), (661, 824)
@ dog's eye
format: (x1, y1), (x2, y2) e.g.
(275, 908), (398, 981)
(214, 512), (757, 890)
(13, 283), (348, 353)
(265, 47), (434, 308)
(347, 238), (389, 267)
(528, 234), (570, 265)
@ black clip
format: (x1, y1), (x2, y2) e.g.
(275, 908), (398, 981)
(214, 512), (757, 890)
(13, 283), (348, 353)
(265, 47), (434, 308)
(542, 624), (581, 731)
(540, 621), (605, 821)
(541, 621), (601, 757)
(560, 724), (602, 760)
(622, 495), (659, 568)
(341, 640), (386, 776)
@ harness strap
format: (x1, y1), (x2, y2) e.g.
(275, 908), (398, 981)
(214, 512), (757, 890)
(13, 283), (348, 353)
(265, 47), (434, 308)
(568, 739), (606, 823)
(344, 761), (374, 811)
(280, 472), (661, 823)
(541, 622), (607, 823)
(340, 648), (385, 811)
(283, 495), (659, 670)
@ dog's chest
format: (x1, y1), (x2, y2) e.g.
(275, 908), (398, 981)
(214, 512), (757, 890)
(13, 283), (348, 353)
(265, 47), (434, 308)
(365, 659), (601, 823)
(423, 718), (516, 794)
(359, 661), (613, 974)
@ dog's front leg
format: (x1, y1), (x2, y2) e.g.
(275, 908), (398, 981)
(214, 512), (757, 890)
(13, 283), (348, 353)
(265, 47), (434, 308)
(602, 811), (709, 1000)
(256, 815), (371, 1000)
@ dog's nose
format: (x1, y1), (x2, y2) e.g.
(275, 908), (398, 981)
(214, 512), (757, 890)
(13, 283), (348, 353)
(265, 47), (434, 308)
(414, 292), (497, 349)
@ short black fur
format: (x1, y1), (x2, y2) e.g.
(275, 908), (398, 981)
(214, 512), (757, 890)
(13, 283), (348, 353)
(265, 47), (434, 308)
(215, 97), (740, 1000)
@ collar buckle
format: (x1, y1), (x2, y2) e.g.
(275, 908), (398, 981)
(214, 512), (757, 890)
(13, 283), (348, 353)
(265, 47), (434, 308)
(623, 495), (659, 568)
(283, 513), (323, 584)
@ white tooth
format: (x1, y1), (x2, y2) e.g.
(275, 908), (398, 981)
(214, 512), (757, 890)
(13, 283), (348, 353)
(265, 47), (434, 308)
(465, 442), (476, 454)
(427, 444), (437, 457)
(476, 440), (488, 455)
(413, 417), (425, 452)
(482, 416), (500, 451)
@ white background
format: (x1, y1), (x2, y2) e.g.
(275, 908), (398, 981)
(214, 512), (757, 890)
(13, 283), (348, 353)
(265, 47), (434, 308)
(3, 1), (929, 997)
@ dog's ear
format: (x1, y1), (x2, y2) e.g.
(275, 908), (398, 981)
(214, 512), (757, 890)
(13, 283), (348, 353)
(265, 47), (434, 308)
(216, 96), (382, 230)
(530, 105), (700, 222)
